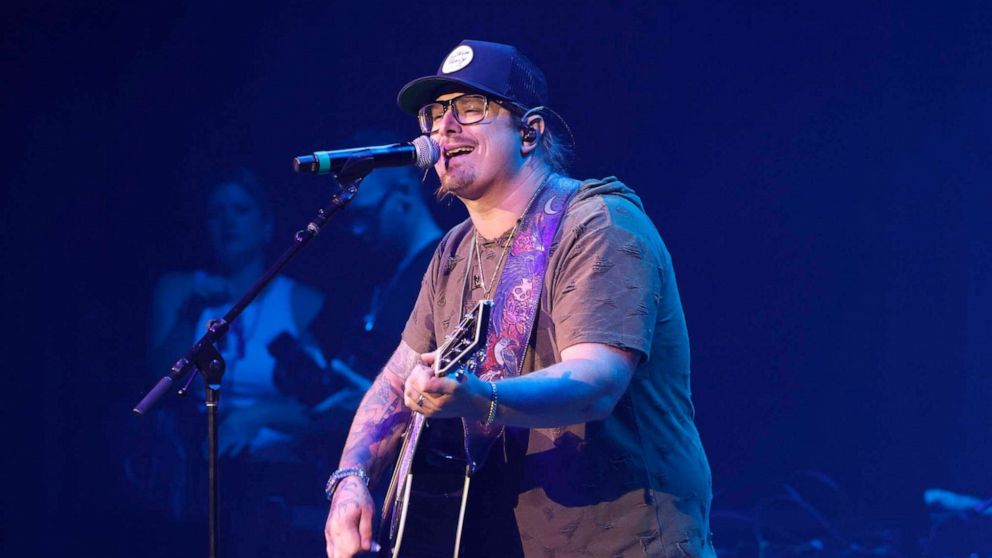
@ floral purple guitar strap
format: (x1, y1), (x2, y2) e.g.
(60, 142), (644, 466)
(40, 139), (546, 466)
(463, 174), (580, 474)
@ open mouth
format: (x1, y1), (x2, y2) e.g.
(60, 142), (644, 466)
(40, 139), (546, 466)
(443, 146), (475, 167)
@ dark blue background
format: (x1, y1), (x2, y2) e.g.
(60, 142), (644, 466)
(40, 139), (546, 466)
(5, 1), (990, 555)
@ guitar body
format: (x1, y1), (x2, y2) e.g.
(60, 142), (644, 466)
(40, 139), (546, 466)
(377, 301), (493, 558)
(378, 419), (474, 558)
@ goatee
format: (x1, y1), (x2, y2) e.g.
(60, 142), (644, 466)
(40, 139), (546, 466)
(438, 169), (475, 198)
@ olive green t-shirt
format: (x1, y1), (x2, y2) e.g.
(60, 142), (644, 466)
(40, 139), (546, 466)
(402, 177), (713, 557)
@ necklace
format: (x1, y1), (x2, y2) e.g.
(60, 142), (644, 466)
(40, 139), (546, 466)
(472, 182), (546, 299)
(472, 230), (511, 298)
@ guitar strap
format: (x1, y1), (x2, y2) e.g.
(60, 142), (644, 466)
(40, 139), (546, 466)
(462, 174), (580, 474)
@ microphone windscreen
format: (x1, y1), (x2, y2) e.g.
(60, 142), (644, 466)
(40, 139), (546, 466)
(412, 135), (440, 169)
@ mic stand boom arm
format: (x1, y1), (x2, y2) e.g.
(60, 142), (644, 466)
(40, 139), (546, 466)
(131, 157), (375, 558)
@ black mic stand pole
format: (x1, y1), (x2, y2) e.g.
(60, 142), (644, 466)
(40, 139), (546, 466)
(132, 158), (375, 558)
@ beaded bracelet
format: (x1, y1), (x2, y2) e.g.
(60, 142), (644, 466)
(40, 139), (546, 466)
(325, 466), (369, 502)
(483, 381), (498, 427)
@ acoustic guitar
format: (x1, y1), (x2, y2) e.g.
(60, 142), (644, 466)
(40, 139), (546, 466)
(377, 299), (493, 558)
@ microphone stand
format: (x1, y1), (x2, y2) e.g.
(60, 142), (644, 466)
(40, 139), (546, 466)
(132, 157), (376, 558)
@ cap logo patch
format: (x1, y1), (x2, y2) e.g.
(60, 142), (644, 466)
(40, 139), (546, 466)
(441, 45), (474, 74)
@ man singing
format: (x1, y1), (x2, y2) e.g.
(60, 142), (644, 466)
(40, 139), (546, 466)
(324, 40), (714, 558)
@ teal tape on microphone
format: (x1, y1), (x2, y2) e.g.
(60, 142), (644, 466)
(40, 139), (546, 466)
(316, 152), (332, 174)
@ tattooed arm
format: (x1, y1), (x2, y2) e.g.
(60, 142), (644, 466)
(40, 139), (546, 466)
(325, 340), (421, 558)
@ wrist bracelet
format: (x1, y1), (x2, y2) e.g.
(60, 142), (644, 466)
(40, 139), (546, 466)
(483, 381), (498, 427)
(325, 466), (369, 502)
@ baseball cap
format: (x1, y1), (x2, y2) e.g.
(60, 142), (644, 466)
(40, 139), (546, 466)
(396, 40), (549, 115)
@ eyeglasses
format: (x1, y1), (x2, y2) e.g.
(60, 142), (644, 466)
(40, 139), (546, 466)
(417, 94), (505, 134)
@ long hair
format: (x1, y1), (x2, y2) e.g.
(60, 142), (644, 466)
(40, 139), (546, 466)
(537, 120), (573, 174)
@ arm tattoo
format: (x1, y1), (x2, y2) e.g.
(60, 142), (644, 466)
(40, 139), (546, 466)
(338, 342), (420, 484)
(383, 342), (420, 382)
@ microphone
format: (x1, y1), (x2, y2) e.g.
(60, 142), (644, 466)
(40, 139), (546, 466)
(292, 135), (440, 175)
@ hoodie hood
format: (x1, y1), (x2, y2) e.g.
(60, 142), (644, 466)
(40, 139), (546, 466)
(572, 176), (645, 211)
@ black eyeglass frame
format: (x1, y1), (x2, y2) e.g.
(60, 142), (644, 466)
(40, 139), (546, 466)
(417, 93), (521, 134)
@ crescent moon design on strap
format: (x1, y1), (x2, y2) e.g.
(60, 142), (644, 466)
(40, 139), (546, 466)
(543, 195), (559, 215)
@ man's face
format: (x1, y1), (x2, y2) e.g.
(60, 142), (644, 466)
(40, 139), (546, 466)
(430, 91), (523, 200)
(345, 167), (411, 260)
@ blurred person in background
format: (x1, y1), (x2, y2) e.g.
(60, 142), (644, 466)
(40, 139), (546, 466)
(314, 130), (444, 387)
(136, 168), (361, 556)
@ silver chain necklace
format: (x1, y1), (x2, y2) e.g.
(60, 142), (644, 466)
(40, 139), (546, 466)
(471, 182), (546, 298)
